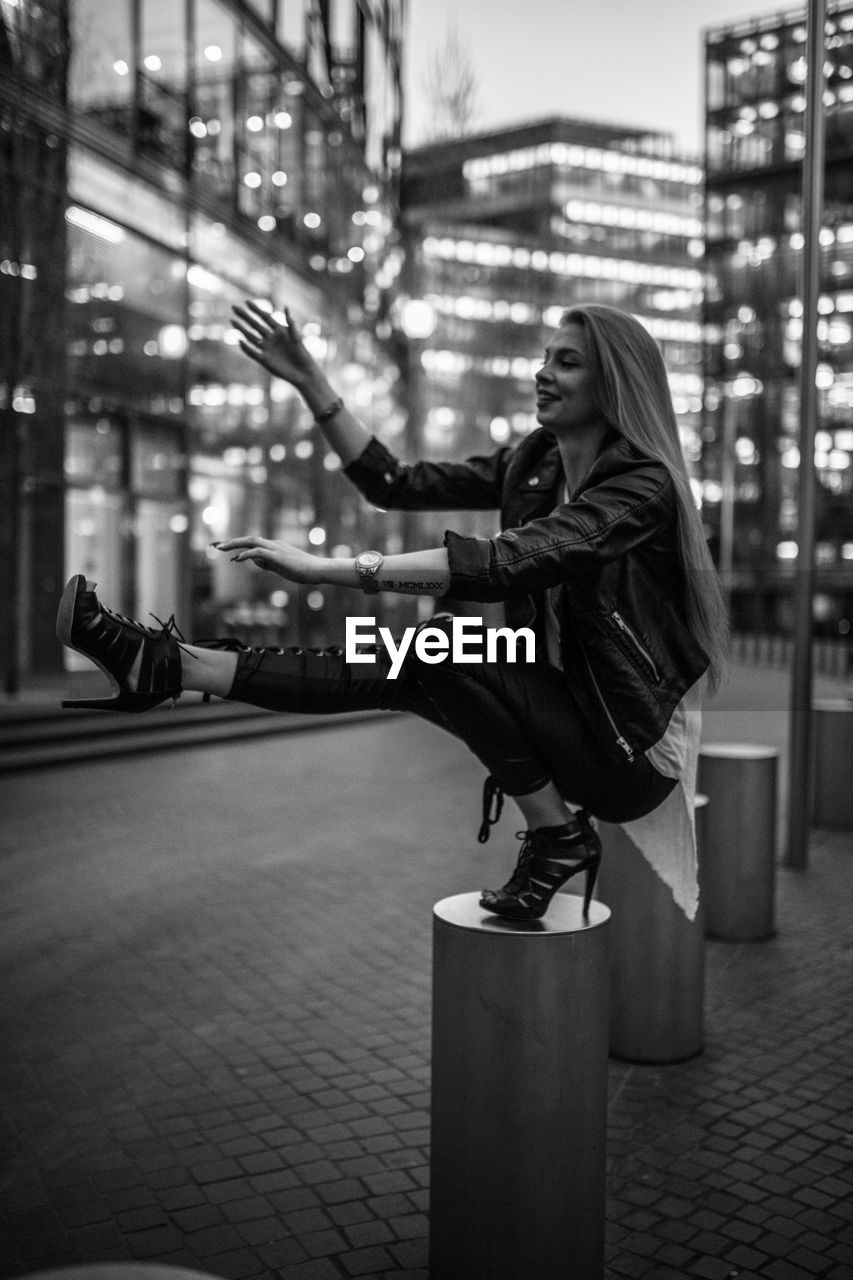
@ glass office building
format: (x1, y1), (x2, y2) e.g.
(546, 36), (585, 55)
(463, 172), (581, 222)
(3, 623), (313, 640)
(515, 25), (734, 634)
(0, 0), (406, 683)
(703, 2), (853, 635)
(399, 118), (707, 548)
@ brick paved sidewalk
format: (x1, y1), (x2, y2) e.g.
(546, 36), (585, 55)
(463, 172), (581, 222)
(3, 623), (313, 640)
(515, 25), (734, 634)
(1, 674), (851, 1280)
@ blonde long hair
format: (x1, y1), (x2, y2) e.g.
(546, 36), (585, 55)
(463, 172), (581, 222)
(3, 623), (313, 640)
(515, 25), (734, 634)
(561, 303), (729, 692)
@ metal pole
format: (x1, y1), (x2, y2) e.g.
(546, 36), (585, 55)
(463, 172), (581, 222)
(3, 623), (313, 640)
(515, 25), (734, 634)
(719, 407), (736, 613)
(3, 416), (21, 696)
(786, 0), (827, 869)
(430, 893), (611, 1280)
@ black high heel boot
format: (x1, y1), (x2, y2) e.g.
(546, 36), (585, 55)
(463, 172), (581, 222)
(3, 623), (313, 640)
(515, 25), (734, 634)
(480, 810), (602, 921)
(56, 574), (186, 711)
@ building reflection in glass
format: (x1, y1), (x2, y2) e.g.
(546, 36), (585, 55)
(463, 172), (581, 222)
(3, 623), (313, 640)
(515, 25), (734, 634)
(1, 0), (406, 684)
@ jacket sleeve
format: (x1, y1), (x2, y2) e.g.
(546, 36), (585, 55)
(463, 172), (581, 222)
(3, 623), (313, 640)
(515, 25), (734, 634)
(343, 435), (510, 511)
(444, 461), (675, 601)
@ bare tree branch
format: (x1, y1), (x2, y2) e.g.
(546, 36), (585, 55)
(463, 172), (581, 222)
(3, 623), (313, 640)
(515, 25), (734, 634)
(419, 23), (479, 142)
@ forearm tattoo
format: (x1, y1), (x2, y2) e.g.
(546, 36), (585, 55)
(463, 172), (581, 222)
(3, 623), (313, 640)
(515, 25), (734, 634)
(377, 578), (445, 594)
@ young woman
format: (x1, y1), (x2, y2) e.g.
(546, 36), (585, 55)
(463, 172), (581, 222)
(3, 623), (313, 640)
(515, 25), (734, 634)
(57, 302), (727, 922)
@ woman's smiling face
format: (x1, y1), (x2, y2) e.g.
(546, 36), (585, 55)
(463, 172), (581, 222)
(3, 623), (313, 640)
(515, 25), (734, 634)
(535, 323), (603, 434)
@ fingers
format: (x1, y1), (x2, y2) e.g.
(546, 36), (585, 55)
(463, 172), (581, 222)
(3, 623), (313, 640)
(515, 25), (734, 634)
(214, 538), (247, 550)
(283, 306), (302, 340)
(213, 538), (285, 572)
(231, 300), (303, 345)
(214, 536), (275, 550)
(223, 547), (275, 566)
(237, 339), (264, 365)
(231, 304), (270, 344)
(210, 538), (308, 581)
(245, 298), (276, 323)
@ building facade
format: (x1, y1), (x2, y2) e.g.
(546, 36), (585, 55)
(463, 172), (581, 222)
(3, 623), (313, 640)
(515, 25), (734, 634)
(0, 0), (408, 688)
(399, 118), (707, 549)
(703, 2), (853, 636)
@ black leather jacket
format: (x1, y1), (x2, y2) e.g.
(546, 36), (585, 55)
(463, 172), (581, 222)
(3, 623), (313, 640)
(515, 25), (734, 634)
(344, 427), (710, 764)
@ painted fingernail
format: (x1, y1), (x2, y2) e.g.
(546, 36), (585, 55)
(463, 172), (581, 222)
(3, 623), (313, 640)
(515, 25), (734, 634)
(209, 541), (220, 548)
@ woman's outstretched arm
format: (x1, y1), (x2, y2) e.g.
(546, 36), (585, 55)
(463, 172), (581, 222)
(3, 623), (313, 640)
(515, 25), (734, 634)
(231, 300), (370, 466)
(214, 538), (451, 597)
(231, 299), (509, 511)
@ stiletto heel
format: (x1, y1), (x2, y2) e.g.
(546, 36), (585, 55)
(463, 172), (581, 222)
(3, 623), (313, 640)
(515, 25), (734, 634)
(480, 809), (602, 921)
(56, 574), (187, 712)
(582, 844), (601, 916)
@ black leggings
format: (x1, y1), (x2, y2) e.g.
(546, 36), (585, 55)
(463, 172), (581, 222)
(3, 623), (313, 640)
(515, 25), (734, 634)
(227, 616), (676, 825)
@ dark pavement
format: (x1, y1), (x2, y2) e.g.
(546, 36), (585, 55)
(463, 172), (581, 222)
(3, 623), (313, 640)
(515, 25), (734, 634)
(0, 661), (851, 1280)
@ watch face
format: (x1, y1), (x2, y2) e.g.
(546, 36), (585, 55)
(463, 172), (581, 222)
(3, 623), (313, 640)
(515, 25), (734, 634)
(358, 551), (382, 569)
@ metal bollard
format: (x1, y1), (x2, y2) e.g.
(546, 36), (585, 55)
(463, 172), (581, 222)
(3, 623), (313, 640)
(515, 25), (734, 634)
(698, 743), (778, 941)
(594, 799), (707, 1064)
(430, 893), (611, 1280)
(812, 699), (853, 829)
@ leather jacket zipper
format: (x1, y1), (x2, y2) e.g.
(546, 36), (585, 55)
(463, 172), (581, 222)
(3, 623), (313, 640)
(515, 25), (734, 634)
(581, 649), (636, 763)
(611, 610), (660, 683)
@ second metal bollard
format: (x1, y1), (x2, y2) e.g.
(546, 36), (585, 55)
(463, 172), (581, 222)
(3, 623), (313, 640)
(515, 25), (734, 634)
(430, 892), (611, 1280)
(594, 802), (707, 1064)
(698, 743), (778, 941)
(812, 699), (853, 829)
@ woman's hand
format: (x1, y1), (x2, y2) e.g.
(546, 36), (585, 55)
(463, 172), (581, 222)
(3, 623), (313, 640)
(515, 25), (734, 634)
(231, 301), (317, 388)
(215, 537), (327, 584)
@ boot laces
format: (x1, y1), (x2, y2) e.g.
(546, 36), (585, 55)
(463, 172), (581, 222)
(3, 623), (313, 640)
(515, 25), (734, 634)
(503, 831), (537, 893)
(103, 605), (198, 661)
(150, 612), (197, 661)
(511, 820), (591, 875)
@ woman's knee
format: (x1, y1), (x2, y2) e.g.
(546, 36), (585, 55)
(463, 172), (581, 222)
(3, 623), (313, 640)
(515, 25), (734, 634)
(410, 614), (506, 669)
(406, 613), (463, 681)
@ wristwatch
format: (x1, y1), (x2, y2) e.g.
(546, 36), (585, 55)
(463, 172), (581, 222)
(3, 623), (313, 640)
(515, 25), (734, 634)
(355, 550), (384, 594)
